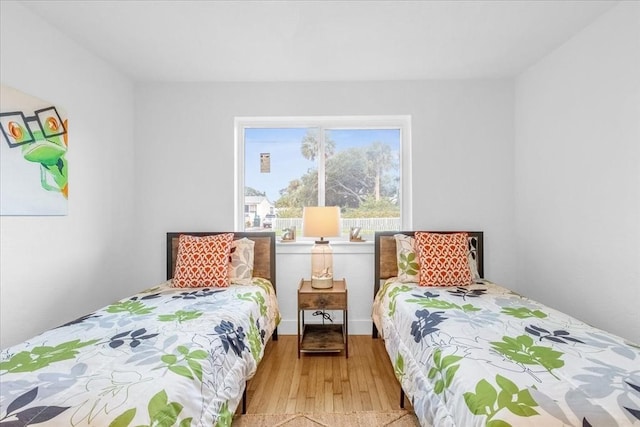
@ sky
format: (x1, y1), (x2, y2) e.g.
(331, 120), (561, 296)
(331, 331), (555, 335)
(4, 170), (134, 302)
(245, 127), (400, 203)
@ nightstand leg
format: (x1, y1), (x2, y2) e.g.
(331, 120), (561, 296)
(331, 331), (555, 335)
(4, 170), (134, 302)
(345, 308), (348, 358)
(297, 310), (301, 358)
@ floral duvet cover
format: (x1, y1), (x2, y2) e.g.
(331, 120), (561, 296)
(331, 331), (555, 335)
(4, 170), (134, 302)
(373, 280), (640, 427)
(1, 278), (280, 427)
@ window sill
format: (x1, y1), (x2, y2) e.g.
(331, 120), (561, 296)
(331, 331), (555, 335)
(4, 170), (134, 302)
(276, 239), (374, 255)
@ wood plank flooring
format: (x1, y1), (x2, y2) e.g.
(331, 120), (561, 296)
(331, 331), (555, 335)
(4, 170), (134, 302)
(244, 335), (411, 414)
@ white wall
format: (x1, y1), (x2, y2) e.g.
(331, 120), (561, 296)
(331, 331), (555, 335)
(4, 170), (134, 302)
(0, 2), (136, 348)
(515, 2), (640, 344)
(5, 0), (635, 347)
(133, 80), (515, 334)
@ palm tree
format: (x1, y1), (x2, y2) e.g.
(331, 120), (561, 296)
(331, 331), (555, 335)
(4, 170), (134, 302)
(300, 130), (335, 161)
(366, 142), (394, 201)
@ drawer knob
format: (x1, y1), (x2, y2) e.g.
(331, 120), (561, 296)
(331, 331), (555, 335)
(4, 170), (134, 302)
(317, 297), (328, 307)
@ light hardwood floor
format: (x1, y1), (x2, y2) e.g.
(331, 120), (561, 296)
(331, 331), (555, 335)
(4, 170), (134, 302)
(244, 335), (411, 414)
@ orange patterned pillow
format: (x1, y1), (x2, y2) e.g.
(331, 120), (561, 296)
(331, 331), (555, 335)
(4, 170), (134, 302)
(173, 233), (234, 288)
(415, 232), (472, 286)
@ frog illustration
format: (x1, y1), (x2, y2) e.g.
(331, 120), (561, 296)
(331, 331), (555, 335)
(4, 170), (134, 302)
(0, 106), (68, 198)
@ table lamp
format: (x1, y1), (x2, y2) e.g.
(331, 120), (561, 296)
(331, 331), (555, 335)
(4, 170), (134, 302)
(302, 206), (341, 288)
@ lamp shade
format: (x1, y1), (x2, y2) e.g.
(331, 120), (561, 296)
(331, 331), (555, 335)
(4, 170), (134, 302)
(302, 206), (341, 239)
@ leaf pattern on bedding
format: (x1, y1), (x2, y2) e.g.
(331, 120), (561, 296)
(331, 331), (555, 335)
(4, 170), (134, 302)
(570, 357), (640, 421)
(160, 345), (208, 382)
(58, 312), (101, 328)
(0, 279), (280, 426)
(378, 279), (395, 300)
(394, 353), (405, 382)
(573, 361), (634, 398)
(213, 320), (247, 357)
(130, 293), (162, 301)
(374, 280), (640, 426)
(387, 284), (412, 316)
(65, 372), (152, 425)
(410, 309), (447, 343)
(170, 288), (224, 300)
(109, 328), (159, 349)
(525, 324), (584, 344)
(252, 277), (275, 295)
(407, 291), (480, 313)
(624, 381), (640, 420)
(490, 335), (565, 380)
(238, 292), (267, 316)
(1, 363), (87, 405)
(106, 300), (156, 315)
(445, 309), (502, 330)
(0, 339), (99, 373)
(427, 348), (462, 400)
(501, 306), (547, 319)
(246, 315), (267, 363)
(109, 390), (192, 427)
(463, 374), (539, 426)
(447, 286), (487, 300)
(214, 402), (232, 427)
(157, 310), (203, 323)
(0, 387), (70, 426)
(583, 332), (639, 360)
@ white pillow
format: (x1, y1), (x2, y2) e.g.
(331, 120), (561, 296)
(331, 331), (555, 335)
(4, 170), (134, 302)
(394, 234), (420, 283)
(467, 240), (481, 281)
(228, 238), (255, 284)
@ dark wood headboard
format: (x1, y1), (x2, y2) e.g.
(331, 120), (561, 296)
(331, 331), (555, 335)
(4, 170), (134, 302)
(374, 231), (484, 296)
(166, 232), (276, 290)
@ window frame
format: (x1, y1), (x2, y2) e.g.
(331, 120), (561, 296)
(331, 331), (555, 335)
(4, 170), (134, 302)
(234, 115), (412, 233)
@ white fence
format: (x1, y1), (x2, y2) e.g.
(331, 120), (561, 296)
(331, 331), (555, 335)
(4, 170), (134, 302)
(273, 217), (401, 233)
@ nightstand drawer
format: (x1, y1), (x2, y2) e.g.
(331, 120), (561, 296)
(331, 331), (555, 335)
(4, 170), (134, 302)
(298, 292), (346, 310)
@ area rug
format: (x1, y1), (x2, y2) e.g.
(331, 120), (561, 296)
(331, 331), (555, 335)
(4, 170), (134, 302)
(232, 410), (420, 426)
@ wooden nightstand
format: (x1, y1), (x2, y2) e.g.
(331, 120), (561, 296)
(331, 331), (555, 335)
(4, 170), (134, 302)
(297, 278), (348, 358)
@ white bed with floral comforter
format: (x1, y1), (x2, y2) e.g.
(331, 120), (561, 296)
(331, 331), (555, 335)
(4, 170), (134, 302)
(373, 279), (640, 427)
(1, 278), (279, 427)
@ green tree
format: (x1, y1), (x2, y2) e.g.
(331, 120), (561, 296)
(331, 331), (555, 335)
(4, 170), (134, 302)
(276, 139), (398, 212)
(276, 179), (302, 206)
(366, 142), (395, 201)
(300, 130), (335, 161)
(276, 172), (318, 209)
(326, 147), (372, 208)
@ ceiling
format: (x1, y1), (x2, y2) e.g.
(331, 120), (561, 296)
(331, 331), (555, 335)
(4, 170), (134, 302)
(19, 0), (617, 83)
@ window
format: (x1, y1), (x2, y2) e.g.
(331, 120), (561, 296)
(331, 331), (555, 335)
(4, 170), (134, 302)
(235, 116), (411, 237)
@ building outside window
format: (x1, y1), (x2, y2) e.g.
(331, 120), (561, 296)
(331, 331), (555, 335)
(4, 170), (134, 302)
(235, 116), (411, 239)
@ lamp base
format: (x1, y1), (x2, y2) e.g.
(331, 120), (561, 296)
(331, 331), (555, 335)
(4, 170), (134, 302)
(311, 276), (334, 289)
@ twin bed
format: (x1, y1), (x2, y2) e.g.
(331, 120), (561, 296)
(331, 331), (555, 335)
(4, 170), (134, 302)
(3, 229), (639, 427)
(372, 231), (640, 427)
(0, 232), (279, 427)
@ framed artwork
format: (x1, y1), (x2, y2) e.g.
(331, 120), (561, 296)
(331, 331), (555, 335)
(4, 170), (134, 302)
(0, 85), (68, 215)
